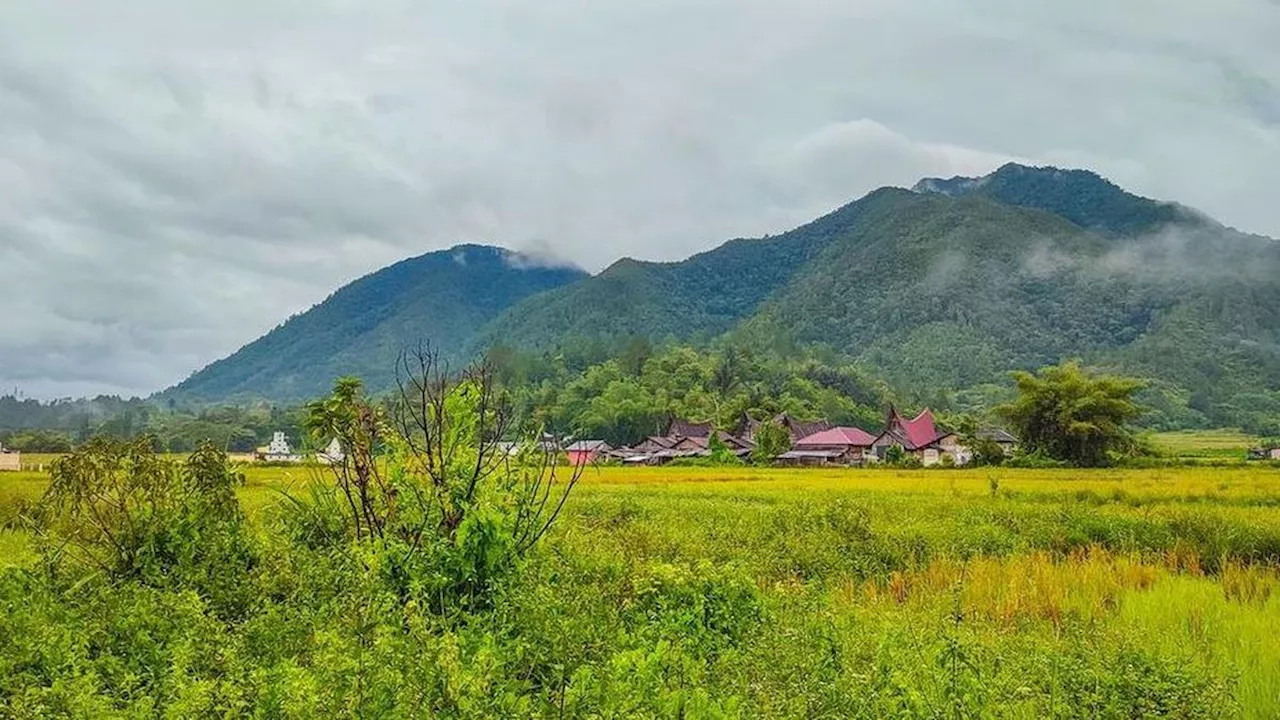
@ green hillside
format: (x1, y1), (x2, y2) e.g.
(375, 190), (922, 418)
(738, 188), (1280, 428)
(169, 245), (586, 402)
(471, 192), (892, 352)
(912, 162), (1201, 236)
(483, 164), (1279, 430)
(170, 165), (1280, 433)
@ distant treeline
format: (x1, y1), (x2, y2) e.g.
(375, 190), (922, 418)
(14, 338), (1275, 454)
(0, 394), (306, 453)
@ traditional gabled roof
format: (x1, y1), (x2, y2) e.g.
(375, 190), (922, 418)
(665, 418), (714, 438)
(977, 428), (1019, 444)
(772, 413), (832, 441)
(795, 426), (877, 447)
(877, 406), (944, 450)
(746, 413), (833, 441)
(716, 431), (755, 450)
(566, 440), (612, 452)
(789, 418), (835, 441)
(671, 436), (708, 451)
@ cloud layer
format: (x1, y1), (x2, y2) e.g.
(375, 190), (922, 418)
(2, 0), (1278, 398)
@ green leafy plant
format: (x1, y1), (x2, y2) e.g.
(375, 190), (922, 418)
(998, 361), (1145, 467)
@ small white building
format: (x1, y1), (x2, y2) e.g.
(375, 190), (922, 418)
(316, 438), (345, 465)
(0, 440), (19, 472)
(257, 432), (302, 463)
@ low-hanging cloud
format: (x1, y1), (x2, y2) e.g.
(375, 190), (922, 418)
(2, 0), (1279, 398)
(1023, 225), (1280, 286)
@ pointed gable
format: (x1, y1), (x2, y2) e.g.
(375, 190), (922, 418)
(877, 406), (944, 450)
(665, 418), (714, 439)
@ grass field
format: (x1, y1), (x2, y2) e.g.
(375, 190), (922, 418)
(3, 461), (1280, 716)
(1150, 429), (1262, 459)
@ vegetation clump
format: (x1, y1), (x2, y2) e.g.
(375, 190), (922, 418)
(999, 361), (1145, 467)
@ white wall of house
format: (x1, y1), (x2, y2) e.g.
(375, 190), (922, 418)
(267, 432), (292, 455)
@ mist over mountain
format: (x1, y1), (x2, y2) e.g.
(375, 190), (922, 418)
(168, 165), (1280, 430)
(169, 245), (586, 402)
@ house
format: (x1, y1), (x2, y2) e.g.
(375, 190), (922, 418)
(870, 407), (962, 466)
(1248, 446), (1280, 461)
(975, 428), (1019, 457)
(675, 432), (754, 456)
(622, 449), (683, 466)
(316, 438), (345, 465)
(664, 418), (714, 439)
(566, 440), (613, 465)
(257, 431), (303, 463)
(0, 441), (19, 472)
(632, 435), (680, 454)
(620, 430), (754, 465)
(775, 449), (847, 466)
(497, 436), (566, 458)
(743, 413), (833, 443)
(790, 426), (877, 465)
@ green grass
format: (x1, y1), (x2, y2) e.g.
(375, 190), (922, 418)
(4, 462), (1280, 716)
(1151, 429), (1260, 459)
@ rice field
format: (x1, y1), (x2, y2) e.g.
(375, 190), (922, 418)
(2, 459), (1279, 716)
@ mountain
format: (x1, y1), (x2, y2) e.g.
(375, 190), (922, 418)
(472, 195), (887, 352)
(169, 245), (587, 402)
(484, 163), (1278, 428)
(912, 162), (1204, 236)
(739, 188), (1280, 415)
(172, 164), (1280, 432)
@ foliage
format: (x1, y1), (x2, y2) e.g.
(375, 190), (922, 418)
(998, 361), (1145, 467)
(514, 343), (892, 448)
(750, 421), (792, 464)
(170, 245), (586, 403)
(5, 463), (1280, 716)
(883, 444), (906, 465)
(35, 438), (254, 618)
(301, 349), (583, 606)
(0, 429), (73, 453)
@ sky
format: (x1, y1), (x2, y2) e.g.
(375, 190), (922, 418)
(2, 0), (1279, 399)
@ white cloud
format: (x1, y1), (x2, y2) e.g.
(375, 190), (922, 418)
(1, 0), (1278, 397)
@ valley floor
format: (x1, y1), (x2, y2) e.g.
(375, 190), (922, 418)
(3, 463), (1279, 717)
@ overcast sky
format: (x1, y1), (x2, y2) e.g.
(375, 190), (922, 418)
(2, 0), (1278, 399)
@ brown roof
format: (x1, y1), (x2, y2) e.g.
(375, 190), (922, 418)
(665, 418), (714, 438)
(746, 413), (833, 442)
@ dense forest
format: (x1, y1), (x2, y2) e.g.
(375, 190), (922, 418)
(162, 165), (1280, 436)
(11, 339), (1274, 455)
(168, 245), (586, 403)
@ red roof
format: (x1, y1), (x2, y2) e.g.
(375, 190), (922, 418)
(888, 408), (942, 450)
(796, 426), (877, 447)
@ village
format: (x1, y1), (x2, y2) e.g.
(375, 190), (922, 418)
(563, 407), (1020, 467)
(223, 407), (1014, 470)
(6, 408), (1280, 473)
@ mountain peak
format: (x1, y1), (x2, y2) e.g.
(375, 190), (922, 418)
(168, 243), (587, 402)
(913, 163), (1194, 237)
(913, 163), (1112, 197)
(442, 243), (582, 273)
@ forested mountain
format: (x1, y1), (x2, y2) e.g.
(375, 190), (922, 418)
(170, 245), (586, 402)
(736, 187), (1280, 430)
(169, 165), (1280, 433)
(912, 163), (1202, 236)
(472, 194), (886, 352)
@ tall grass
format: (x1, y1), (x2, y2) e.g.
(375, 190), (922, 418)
(2, 463), (1279, 716)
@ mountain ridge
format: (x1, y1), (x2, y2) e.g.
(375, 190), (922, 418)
(169, 244), (587, 402)
(167, 164), (1280, 432)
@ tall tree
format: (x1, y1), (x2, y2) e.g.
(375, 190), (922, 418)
(998, 361), (1145, 467)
